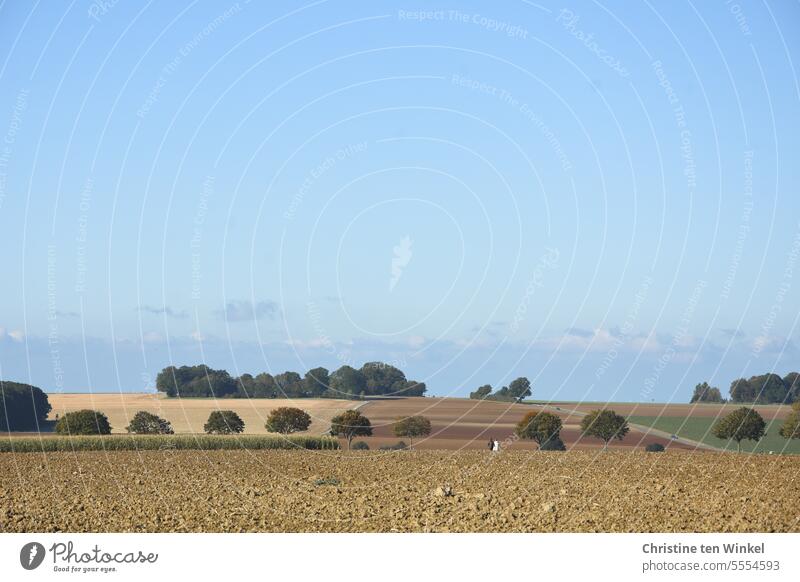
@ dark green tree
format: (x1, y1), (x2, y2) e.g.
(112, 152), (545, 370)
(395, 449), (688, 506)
(401, 380), (427, 396)
(690, 382), (724, 403)
(729, 377), (755, 403)
(580, 409), (629, 448)
(302, 367), (330, 397)
(156, 365), (237, 397)
(0, 381), (51, 431)
(264, 407), (311, 434)
(55, 410), (111, 435)
(712, 407), (766, 451)
(751, 373), (788, 404)
(730, 374), (789, 404)
(329, 366), (367, 398)
(126, 411), (174, 434)
(204, 410), (245, 434)
(360, 362), (407, 396)
(392, 415), (431, 449)
(507, 377), (532, 402)
(783, 372), (800, 403)
(470, 384), (493, 399)
(330, 409), (372, 449)
(252, 373), (277, 397)
(274, 371), (303, 397)
(515, 411), (562, 448)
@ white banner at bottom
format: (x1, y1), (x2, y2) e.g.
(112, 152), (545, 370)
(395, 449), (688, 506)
(1, 533), (798, 580)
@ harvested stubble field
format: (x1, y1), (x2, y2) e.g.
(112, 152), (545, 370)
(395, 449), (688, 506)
(43, 393), (359, 435)
(2, 450), (799, 532)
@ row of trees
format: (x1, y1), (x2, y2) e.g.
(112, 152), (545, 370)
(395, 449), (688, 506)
(49, 406), (427, 451)
(155, 363), (426, 399)
(691, 372), (800, 404)
(469, 377), (532, 402)
(42, 401), (800, 453)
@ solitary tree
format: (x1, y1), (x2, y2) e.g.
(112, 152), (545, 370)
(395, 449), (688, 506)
(392, 415), (431, 449)
(330, 410), (372, 449)
(712, 407), (766, 452)
(580, 409), (629, 448)
(126, 411), (174, 434)
(264, 407), (311, 434)
(507, 377), (532, 402)
(204, 410), (245, 434)
(515, 411), (562, 449)
(55, 410), (112, 435)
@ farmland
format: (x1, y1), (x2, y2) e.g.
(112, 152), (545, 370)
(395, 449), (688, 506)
(27, 394), (699, 451)
(1, 450), (798, 532)
(42, 393), (360, 435)
(12, 394), (796, 452)
(364, 397), (690, 450)
(627, 416), (800, 454)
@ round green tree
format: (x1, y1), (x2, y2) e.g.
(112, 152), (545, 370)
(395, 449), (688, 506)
(55, 410), (112, 435)
(392, 415), (431, 449)
(330, 410), (372, 449)
(515, 411), (563, 449)
(0, 381), (51, 431)
(126, 411), (174, 434)
(204, 410), (245, 434)
(712, 407), (766, 451)
(264, 407), (311, 434)
(580, 409), (629, 448)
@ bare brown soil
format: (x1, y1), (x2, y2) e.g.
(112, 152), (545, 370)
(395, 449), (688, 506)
(362, 398), (689, 450)
(1, 450), (797, 532)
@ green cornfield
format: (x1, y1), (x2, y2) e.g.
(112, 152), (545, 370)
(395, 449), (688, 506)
(0, 434), (340, 453)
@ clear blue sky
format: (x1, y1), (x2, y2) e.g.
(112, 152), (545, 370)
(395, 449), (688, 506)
(1, 0), (798, 401)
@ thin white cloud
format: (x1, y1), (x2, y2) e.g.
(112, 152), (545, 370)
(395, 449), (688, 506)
(216, 300), (279, 322)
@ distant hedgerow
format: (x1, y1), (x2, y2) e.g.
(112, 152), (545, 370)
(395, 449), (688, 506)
(0, 434), (339, 453)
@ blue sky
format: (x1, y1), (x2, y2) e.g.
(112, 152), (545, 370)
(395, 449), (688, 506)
(0, 0), (799, 400)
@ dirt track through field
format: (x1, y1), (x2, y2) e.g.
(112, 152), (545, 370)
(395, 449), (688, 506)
(2, 450), (798, 532)
(362, 398), (692, 450)
(34, 395), (710, 450)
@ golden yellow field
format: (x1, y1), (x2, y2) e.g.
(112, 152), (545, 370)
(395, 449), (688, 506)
(2, 450), (798, 532)
(45, 393), (359, 435)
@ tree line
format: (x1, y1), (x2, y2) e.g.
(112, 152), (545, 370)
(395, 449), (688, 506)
(690, 372), (800, 404)
(469, 377), (532, 402)
(155, 362), (427, 399)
